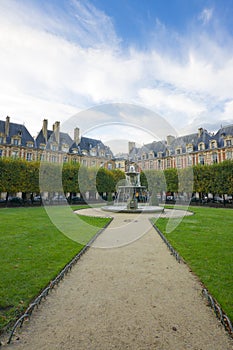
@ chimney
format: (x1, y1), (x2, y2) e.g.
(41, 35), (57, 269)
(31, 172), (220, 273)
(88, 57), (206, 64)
(42, 119), (48, 142)
(198, 127), (203, 138)
(74, 127), (80, 144)
(166, 135), (175, 146)
(128, 141), (135, 153)
(5, 116), (10, 136)
(53, 121), (60, 144)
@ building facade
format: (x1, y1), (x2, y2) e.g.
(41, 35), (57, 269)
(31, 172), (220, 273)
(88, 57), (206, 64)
(1, 116), (233, 172)
(129, 126), (233, 171)
(0, 117), (114, 169)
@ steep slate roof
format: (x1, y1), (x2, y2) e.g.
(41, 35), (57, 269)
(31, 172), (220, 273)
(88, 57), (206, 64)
(35, 129), (73, 150)
(0, 120), (35, 147)
(79, 137), (106, 150)
(144, 141), (166, 154)
(69, 136), (113, 156)
(213, 125), (233, 147)
(128, 128), (215, 159)
(167, 130), (211, 153)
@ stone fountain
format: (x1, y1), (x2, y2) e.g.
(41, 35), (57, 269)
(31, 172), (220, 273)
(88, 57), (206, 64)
(102, 165), (163, 213)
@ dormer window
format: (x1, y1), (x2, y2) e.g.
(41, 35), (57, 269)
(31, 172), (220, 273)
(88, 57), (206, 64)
(142, 153), (147, 160)
(158, 151), (163, 158)
(199, 142), (205, 151)
(90, 148), (97, 156)
(12, 138), (20, 146)
(210, 140), (216, 149)
(186, 144), (193, 153)
(72, 148), (78, 154)
(226, 139), (232, 147)
(51, 144), (58, 151)
(27, 142), (34, 148)
(148, 151), (154, 159)
(176, 148), (181, 155)
(62, 144), (69, 152)
(40, 143), (46, 150)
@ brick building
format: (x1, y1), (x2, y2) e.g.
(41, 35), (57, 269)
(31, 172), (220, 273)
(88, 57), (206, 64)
(129, 126), (233, 171)
(0, 116), (114, 169)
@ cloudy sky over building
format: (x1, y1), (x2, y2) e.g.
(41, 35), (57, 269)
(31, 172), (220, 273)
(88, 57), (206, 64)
(1, 0), (233, 151)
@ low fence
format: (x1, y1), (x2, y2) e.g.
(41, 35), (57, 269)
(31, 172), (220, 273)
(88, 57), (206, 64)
(4, 218), (112, 345)
(152, 221), (233, 339)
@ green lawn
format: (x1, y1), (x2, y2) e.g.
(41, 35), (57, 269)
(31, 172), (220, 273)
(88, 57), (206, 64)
(0, 206), (111, 334)
(153, 206), (233, 322)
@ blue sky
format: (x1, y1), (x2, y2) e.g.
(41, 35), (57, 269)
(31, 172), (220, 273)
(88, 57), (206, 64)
(1, 0), (233, 152)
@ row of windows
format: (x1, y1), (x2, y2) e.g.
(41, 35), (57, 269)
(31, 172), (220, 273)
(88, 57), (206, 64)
(138, 140), (233, 160)
(140, 150), (233, 170)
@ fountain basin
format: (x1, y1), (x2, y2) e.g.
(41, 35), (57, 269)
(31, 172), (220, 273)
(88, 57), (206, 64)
(101, 205), (164, 214)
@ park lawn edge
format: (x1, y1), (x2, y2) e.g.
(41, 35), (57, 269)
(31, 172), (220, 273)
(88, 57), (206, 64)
(152, 206), (233, 324)
(0, 206), (111, 336)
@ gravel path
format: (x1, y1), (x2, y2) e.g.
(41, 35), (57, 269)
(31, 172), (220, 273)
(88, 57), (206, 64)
(5, 209), (233, 349)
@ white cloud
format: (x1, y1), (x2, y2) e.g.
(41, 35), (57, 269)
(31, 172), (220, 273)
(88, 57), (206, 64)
(0, 0), (233, 145)
(198, 8), (214, 25)
(138, 88), (205, 114)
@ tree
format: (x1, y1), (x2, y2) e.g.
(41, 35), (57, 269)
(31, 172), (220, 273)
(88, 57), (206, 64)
(62, 162), (80, 194)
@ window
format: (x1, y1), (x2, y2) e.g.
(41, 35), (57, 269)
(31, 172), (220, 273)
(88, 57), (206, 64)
(91, 160), (96, 167)
(211, 141), (216, 149)
(149, 160), (153, 169)
(27, 142), (34, 148)
(51, 155), (57, 162)
(82, 159), (87, 166)
(40, 153), (45, 161)
(187, 155), (192, 166)
(176, 156), (181, 168)
(108, 163), (112, 170)
(0, 149), (2, 157)
(13, 138), (19, 146)
(11, 151), (18, 158)
(149, 152), (154, 159)
(226, 150), (232, 159)
(26, 153), (32, 161)
(226, 139), (232, 147)
(186, 145), (193, 153)
(62, 145), (69, 152)
(176, 148), (181, 155)
(40, 143), (46, 150)
(212, 152), (218, 163)
(63, 156), (68, 163)
(166, 158), (171, 168)
(158, 159), (162, 169)
(90, 149), (97, 156)
(199, 155), (204, 165)
(199, 143), (205, 151)
(0, 136), (3, 144)
(51, 144), (58, 151)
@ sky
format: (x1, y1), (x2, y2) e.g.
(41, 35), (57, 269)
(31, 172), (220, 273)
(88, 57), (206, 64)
(1, 0), (233, 153)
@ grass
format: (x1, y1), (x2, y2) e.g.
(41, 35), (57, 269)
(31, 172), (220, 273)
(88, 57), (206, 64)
(0, 205), (111, 334)
(153, 206), (233, 322)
